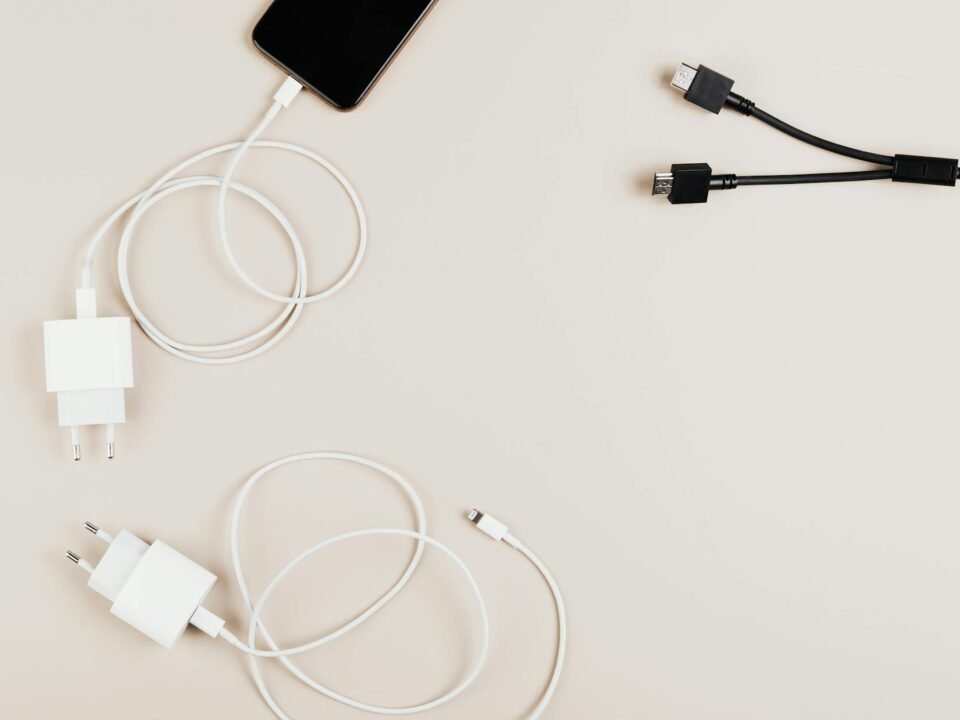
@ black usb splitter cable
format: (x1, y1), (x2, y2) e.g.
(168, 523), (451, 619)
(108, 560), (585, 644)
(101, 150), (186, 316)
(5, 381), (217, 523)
(653, 63), (960, 204)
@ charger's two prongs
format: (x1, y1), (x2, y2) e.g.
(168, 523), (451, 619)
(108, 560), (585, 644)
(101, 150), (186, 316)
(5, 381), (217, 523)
(85, 522), (114, 544)
(66, 523), (112, 576)
(66, 550), (94, 574)
(65, 425), (120, 462)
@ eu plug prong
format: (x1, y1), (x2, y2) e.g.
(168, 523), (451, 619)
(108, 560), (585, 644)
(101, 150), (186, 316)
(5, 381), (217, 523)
(106, 423), (116, 460)
(70, 426), (81, 462)
(85, 522), (114, 544)
(66, 550), (94, 574)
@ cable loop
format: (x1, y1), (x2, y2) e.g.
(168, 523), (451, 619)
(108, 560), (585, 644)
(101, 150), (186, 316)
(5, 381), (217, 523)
(80, 111), (367, 364)
(228, 452), (490, 718)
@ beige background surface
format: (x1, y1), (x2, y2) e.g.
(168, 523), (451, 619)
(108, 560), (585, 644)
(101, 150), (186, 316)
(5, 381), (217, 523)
(2, 1), (960, 718)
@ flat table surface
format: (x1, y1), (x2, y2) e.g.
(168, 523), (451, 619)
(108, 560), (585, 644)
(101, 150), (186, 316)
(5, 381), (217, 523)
(3, 1), (960, 718)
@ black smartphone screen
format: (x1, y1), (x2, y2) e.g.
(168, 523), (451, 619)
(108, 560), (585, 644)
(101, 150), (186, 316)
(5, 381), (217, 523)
(253, 0), (436, 110)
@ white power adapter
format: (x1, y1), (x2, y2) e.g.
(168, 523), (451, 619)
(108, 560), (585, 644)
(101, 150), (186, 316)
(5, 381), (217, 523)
(69, 522), (222, 647)
(43, 288), (134, 461)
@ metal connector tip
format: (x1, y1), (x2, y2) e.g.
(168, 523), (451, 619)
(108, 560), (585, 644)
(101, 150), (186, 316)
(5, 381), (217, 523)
(66, 550), (95, 574)
(84, 522), (99, 535)
(72, 444), (81, 462)
(652, 173), (674, 196)
(467, 509), (482, 524)
(671, 63), (698, 93)
(107, 442), (115, 460)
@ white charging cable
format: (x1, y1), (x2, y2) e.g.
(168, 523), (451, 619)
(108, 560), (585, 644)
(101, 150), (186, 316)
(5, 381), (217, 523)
(43, 78), (367, 458)
(221, 452), (488, 717)
(82, 77), (367, 364)
(67, 452), (566, 719)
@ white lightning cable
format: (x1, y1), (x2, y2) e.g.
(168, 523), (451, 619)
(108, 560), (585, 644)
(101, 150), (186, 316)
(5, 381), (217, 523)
(504, 537), (566, 719)
(207, 452), (565, 719)
(466, 510), (567, 720)
(79, 76), (368, 364)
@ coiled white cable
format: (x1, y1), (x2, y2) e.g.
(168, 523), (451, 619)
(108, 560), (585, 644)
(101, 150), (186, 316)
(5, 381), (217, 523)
(78, 77), (367, 364)
(212, 452), (566, 719)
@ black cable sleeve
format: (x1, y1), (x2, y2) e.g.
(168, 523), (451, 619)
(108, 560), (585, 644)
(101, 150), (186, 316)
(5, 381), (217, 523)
(735, 169), (893, 187)
(725, 93), (894, 166)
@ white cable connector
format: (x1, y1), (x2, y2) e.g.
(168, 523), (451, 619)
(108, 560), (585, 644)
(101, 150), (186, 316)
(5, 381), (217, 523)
(65, 453), (566, 720)
(43, 288), (133, 461)
(272, 75), (303, 108)
(47, 76), (367, 458)
(468, 508), (568, 719)
(468, 508), (512, 543)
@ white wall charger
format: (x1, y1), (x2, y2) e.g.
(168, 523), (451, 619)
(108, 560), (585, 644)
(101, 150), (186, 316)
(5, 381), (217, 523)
(43, 289), (133, 460)
(75, 524), (220, 647)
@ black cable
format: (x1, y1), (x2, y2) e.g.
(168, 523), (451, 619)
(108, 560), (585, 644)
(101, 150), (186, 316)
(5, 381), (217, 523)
(657, 63), (959, 203)
(733, 169), (893, 187)
(656, 165), (894, 203)
(725, 93), (895, 166)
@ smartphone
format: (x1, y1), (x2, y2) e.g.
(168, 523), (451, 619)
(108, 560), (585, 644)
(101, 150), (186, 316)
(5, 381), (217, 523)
(253, 0), (438, 111)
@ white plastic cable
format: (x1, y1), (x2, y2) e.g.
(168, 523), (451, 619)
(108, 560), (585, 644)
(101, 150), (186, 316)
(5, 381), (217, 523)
(218, 452), (566, 720)
(222, 452), (487, 717)
(502, 535), (567, 720)
(79, 78), (367, 364)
